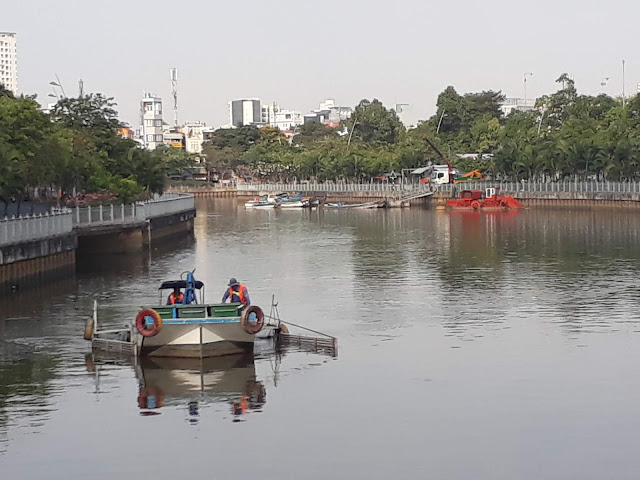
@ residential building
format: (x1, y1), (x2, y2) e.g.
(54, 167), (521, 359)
(0, 32), (18, 95)
(317, 98), (352, 124)
(118, 127), (135, 140)
(141, 93), (163, 150)
(304, 99), (352, 126)
(180, 121), (207, 154)
(163, 132), (185, 149)
(229, 98), (261, 127)
(261, 103), (279, 124)
(500, 98), (536, 116)
(304, 110), (331, 124)
(272, 109), (302, 131)
(260, 102), (302, 131)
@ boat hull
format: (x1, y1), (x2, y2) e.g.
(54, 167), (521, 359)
(140, 320), (255, 358)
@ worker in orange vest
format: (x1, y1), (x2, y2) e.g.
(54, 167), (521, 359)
(222, 278), (250, 307)
(167, 287), (185, 305)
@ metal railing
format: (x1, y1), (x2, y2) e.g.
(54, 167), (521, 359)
(237, 183), (418, 193)
(0, 211), (73, 247)
(237, 181), (640, 194)
(72, 193), (195, 226)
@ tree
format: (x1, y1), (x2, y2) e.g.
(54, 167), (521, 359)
(346, 99), (403, 144)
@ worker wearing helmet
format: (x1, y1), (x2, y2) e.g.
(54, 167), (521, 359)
(222, 278), (250, 308)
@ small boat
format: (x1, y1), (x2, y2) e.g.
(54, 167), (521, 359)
(446, 187), (523, 211)
(280, 200), (305, 208)
(86, 272), (266, 358)
(244, 198), (281, 209)
(324, 200), (388, 209)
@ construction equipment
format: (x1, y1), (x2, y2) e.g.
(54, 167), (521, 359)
(455, 169), (486, 182)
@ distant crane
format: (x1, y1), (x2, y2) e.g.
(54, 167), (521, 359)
(170, 67), (178, 126)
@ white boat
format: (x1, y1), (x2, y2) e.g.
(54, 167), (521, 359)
(87, 273), (267, 358)
(280, 200), (305, 208)
(244, 194), (281, 209)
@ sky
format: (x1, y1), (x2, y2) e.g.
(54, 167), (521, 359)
(2, 0), (639, 127)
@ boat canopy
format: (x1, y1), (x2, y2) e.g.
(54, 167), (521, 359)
(159, 280), (204, 290)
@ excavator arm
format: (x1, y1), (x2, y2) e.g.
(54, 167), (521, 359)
(423, 136), (454, 181)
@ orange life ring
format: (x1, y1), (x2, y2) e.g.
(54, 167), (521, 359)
(136, 308), (163, 337)
(241, 306), (264, 334)
(470, 200), (481, 210)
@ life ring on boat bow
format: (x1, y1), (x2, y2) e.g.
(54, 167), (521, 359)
(241, 306), (264, 334)
(470, 200), (481, 210)
(136, 309), (163, 337)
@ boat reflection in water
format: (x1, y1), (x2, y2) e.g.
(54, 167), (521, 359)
(86, 351), (269, 423)
(135, 354), (266, 422)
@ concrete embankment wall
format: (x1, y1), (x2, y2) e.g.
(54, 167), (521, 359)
(0, 234), (77, 294)
(77, 209), (196, 254)
(168, 185), (236, 198)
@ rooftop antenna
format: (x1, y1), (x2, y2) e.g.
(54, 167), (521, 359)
(170, 67), (178, 126)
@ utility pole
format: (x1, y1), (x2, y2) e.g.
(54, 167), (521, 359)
(524, 72), (533, 101)
(622, 60), (626, 108)
(436, 109), (446, 134)
(171, 67), (178, 126)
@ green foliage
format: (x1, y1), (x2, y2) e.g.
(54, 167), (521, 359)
(202, 80), (640, 182)
(0, 91), (187, 202)
(345, 99), (404, 144)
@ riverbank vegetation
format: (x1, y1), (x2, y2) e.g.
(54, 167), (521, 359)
(0, 86), (193, 205)
(204, 75), (640, 182)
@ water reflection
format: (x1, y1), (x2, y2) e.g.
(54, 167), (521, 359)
(0, 350), (60, 454)
(87, 353), (267, 423)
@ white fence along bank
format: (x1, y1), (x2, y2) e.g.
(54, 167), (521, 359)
(237, 181), (640, 194)
(72, 193), (195, 226)
(0, 210), (73, 247)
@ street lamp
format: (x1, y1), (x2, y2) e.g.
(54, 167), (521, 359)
(49, 74), (67, 98)
(524, 73), (533, 101)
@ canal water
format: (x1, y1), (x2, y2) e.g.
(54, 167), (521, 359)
(2, 199), (640, 479)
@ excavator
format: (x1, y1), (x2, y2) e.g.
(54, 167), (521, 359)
(455, 169), (486, 182)
(422, 137), (486, 183)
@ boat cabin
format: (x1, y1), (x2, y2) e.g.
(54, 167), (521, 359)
(458, 188), (497, 200)
(459, 189), (483, 200)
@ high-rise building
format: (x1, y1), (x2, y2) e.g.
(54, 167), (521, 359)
(0, 32), (18, 95)
(141, 93), (164, 150)
(229, 99), (261, 127)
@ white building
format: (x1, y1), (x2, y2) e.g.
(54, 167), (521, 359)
(229, 98), (262, 127)
(500, 98), (536, 116)
(313, 99), (352, 125)
(180, 122), (207, 154)
(261, 103), (302, 131)
(141, 93), (164, 150)
(272, 109), (302, 131)
(0, 32), (18, 95)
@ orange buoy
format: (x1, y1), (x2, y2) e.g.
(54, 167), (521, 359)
(136, 309), (163, 337)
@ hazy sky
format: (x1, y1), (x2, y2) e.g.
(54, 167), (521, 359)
(2, 0), (638, 127)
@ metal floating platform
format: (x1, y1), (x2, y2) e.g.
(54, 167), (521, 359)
(277, 332), (338, 357)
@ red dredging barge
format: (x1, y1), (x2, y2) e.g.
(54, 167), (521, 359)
(446, 187), (524, 211)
